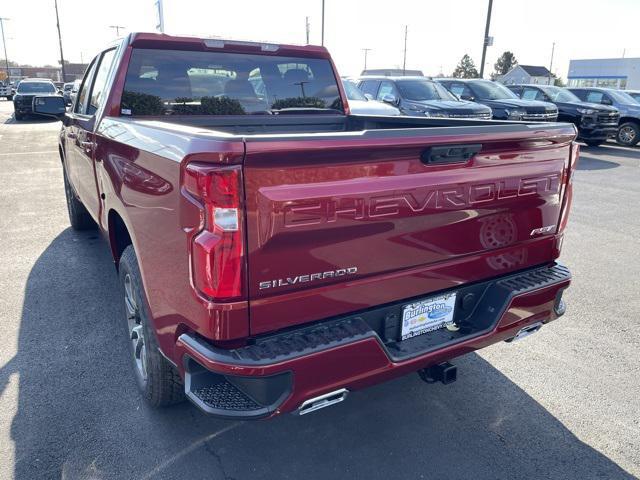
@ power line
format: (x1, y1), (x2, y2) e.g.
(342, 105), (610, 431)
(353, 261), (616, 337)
(362, 48), (371, 71)
(110, 25), (126, 37)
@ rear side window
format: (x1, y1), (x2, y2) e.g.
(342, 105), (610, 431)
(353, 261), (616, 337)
(121, 48), (344, 115)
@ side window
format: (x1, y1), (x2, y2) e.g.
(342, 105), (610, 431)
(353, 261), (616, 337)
(74, 57), (99, 114)
(377, 81), (398, 101)
(359, 80), (380, 97)
(585, 91), (604, 104)
(87, 49), (117, 116)
(571, 89), (586, 101)
(522, 87), (544, 101)
(507, 86), (521, 97)
(448, 83), (473, 99)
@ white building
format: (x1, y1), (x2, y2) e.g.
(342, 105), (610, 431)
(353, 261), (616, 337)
(497, 65), (554, 85)
(567, 58), (640, 90)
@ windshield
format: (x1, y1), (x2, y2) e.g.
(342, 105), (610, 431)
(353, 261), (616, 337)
(396, 79), (457, 101)
(540, 86), (580, 103)
(470, 81), (519, 100)
(17, 82), (56, 94)
(122, 48), (344, 115)
(608, 89), (640, 105)
(343, 80), (367, 101)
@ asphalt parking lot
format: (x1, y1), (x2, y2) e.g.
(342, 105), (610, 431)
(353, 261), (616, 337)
(0, 99), (638, 480)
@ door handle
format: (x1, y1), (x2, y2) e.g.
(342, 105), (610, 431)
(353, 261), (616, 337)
(67, 132), (77, 140)
(80, 141), (95, 149)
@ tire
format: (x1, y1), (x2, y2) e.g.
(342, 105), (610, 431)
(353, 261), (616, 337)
(616, 122), (640, 147)
(584, 139), (604, 147)
(119, 245), (185, 407)
(14, 111), (24, 121)
(62, 167), (96, 230)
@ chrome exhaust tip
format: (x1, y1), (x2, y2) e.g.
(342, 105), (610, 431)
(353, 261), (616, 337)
(296, 388), (349, 416)
(506, 321), (544, 343)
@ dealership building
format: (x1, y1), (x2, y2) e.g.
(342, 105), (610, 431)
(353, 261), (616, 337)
(567, 58), (640, 90)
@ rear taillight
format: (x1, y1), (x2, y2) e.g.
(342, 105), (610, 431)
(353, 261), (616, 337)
(184, 163), (245, 301)
(558, 143), (579, 234)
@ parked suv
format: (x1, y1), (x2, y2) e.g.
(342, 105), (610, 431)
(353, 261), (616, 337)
(569, 87), (640, 147)
(507, 84), (619, 146)
(357, 76), (492, 119)
(436, 79), (558, 121)
(12, 79), (60, 120)
(626, 90), (640, 102)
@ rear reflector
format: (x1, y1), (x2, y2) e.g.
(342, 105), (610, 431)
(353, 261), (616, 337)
(184, 164), (245, 301)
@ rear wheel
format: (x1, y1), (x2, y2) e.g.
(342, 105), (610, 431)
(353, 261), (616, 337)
(119, 245), (185, 407)
(616, 122), (640, 147)
(62, 167), (96, 230)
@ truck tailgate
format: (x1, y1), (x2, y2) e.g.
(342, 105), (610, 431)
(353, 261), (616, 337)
(243, 124), (576, 335)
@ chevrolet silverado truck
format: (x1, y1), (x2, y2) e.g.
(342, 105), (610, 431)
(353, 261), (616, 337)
(33, 32), (576, 419)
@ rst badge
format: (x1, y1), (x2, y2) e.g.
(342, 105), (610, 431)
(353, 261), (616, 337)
(259, 267), (358, 290)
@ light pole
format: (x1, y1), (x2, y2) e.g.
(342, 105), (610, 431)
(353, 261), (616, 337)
(54, 0), (66, 82)
(402, 26), (407, 75)
(0, 18), (10, 83)
(479, 0), (493, 78)
(362, 48), (371, 71)
(110, 25), (126, 37)
(305, 16), (310, 44)
(321, 0), (325, 46)
(548, 42), (556, 85)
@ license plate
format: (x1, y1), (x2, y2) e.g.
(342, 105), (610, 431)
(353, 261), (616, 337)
(401, 292), (457, 341)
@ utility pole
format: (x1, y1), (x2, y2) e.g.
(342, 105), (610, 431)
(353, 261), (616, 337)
(110, 25), (126, 37)
(0, 18), (9, 83)
(54, 0), (66, 82)
(479, 0), (493, 78)
(402, 26), (407, 75)
(362, 48), (371, 71)
(305, 16), (310, 44)
(622, 48), (626, 58)
(548, 41), (556, 85)
(321, 0), (325, 46)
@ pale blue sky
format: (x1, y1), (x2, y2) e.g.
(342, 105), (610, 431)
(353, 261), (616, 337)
(1, 0), (639, 79)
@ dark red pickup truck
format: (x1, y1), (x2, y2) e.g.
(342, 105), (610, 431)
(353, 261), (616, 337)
(34, 32), (576, 419)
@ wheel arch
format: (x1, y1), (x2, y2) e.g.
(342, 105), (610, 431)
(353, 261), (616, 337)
(108, 209), (133, 269)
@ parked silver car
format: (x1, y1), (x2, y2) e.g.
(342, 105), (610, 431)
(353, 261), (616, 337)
(342, 79), (400, 116)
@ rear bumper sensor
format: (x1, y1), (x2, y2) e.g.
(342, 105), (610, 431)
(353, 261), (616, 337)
(177, 262), (571, 418)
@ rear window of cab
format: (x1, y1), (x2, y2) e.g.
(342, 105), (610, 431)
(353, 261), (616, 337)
(121, 48), (344, 116)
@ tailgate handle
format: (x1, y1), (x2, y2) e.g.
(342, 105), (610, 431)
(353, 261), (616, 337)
(421, 144), (482, 165)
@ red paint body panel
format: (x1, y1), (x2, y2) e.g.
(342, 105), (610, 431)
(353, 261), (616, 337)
(244, 132), (572, 334)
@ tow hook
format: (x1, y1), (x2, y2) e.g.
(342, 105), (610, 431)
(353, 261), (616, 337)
(418, 362), (457, 385)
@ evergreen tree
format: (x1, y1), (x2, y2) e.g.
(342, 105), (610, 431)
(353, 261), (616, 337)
(452, 54), (479, 78)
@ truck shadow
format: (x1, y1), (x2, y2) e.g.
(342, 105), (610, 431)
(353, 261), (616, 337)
(576, 154), (621, 170)
(0, 229), (635, 479)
